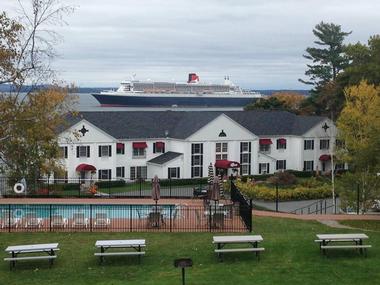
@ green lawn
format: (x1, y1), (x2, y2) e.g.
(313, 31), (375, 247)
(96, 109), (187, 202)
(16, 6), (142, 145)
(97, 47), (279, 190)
(1, 217), (379, 285)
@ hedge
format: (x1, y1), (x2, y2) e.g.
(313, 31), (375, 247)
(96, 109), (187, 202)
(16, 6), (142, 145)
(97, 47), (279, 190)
(159, 178), (208, 187)
(236, 181), (332, 201)
(95, 180), (126, 188)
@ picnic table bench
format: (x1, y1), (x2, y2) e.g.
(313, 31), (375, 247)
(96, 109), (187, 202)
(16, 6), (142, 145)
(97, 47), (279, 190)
(4, 243), (59, 270)
(315, 234), (371, 256)
(95, 239), (146, 264)
(213, 235), (264, 261)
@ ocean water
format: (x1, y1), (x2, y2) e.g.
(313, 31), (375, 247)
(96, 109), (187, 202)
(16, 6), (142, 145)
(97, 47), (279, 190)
(74, 93), (244, 112)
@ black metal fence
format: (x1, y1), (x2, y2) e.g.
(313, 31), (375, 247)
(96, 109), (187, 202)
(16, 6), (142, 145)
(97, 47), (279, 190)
(230, 181), (252, 232)
(0, 203), (249, 232)
(290, 197), (338, 214)
(0, 177), (209, 199)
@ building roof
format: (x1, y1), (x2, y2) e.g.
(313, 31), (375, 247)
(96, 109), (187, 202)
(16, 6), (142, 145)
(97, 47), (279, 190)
(147, 151), (183, 165)
(61, 110), (326, 139)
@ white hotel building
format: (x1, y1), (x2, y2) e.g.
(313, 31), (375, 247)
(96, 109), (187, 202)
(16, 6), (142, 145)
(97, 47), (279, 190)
(58, 110), (338, 180)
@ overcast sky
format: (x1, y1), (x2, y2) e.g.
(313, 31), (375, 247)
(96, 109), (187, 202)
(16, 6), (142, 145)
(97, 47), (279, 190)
(3, 0), (380, 89)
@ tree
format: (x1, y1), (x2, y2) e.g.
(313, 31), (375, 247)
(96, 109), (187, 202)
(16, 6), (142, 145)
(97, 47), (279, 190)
(0, 1), (75, 185)
(336, 81), (380, 212)
(299, 22), (351, 88)
(271, 91), (305, 113)
(244, 96), (285, 111)
(341, 35), (380, 86)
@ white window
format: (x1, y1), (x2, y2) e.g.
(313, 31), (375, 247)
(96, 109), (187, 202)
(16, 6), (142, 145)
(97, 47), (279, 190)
(130, 166), (147, 180)
(77, 146), (90, 158)
(99, 145), (111, 157)
(259, 144), (270, 152)
(191, 143), (203, 178)
(98, 169), (111, 180)
(276, 160), (286, 170)
(240, 142), (251, 176)
(168, 167), (180, 179)
(215, 142), (228, 160)
(116, 167), (125, 178)
(304, 161), (314, 171)
(259, 163), (270, 174)
(133, 148), (146, 158)
(304, 140), (314, 150)
(320, 139), (330, 150)
(59, 146), (68, 159)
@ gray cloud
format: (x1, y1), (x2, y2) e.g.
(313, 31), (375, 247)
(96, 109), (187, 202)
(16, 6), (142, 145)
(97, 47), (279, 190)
(3, 0), (380, 88)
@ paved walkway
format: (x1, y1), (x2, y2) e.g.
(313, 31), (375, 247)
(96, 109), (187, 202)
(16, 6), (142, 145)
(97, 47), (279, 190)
(254, 210), (380, 220)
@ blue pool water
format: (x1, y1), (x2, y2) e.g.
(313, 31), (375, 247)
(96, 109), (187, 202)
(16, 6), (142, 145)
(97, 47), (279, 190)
(0, 204), (175, 219)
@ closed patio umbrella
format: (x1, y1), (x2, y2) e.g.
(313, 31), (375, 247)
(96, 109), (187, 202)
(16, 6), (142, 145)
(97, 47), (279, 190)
(151, 175), (161, 204)
(207, 163), (214, 185)
(210, 176), (220, 202)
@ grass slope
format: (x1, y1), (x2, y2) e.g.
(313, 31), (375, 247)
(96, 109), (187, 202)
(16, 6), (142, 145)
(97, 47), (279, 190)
(0, 217), (379, 285)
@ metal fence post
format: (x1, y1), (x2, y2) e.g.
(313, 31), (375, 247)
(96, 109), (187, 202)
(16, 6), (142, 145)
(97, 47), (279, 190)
(169, 178), (172, 198)
(357, 183), (360, 215)
(275, 183), (279, 212)
(139, 179), (142, 197)
(49, 204), (52, 232)
(249, 199), (253, 232)
(130, 205), (132, 232)
(90, 204), (93, 232)
(169, 206), (172, 233)
(8, 204), (11, 233)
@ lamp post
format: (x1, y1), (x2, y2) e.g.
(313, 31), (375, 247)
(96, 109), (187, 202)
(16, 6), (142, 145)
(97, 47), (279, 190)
(322, 122), (336, 214)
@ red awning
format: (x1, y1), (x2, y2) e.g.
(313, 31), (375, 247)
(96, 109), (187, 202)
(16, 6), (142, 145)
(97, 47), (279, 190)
(76, 163), (96, 172)
(215, 160), (241, 169)
(133, 142), (148, 149)
(278, 138), (286, 145)
(116, 143), (124, 150)
(319, 154), (331, 161)
(259, 138), (272, 145)
(155, 141), (165, 148)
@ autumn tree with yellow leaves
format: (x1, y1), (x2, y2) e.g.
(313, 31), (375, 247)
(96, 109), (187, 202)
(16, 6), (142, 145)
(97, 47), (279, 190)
(0, 1), (75, 185)
(337, 81), (380, 212)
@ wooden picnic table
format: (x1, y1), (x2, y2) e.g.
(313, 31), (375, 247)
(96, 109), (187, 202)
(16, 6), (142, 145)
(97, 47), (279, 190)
(315, 233), (371, 256)
(95, 239), (146, 264)
(212, 235), (264, 261)
(4, 243), (59, 270)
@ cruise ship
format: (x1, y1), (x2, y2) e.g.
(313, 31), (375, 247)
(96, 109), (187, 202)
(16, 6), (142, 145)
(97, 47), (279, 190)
(92, 73), (262, 107)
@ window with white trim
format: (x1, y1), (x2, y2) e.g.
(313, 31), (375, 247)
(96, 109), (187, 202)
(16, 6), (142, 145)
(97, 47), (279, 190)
(116, 167), (125, 178)
(215, 142), (228, 160)
(130, 166), (147, 180)
(168, 167), (180, 179)
(133, 148), (146, 158)
(303, 161), (314, 171)
(98, 169), (111, 180)
(259, 144), (270, 152)
(77, 146), (90, 158)
(304, 139), (314, 150)
(259, 163), (270, 174)
(240, 142), (251, 175)
(99, 145), (112, 157)
(59, 146), (68, 159)
(320, 139), (330, 150)
(276, 160), (286, 170)
(191, 143), (203, 178)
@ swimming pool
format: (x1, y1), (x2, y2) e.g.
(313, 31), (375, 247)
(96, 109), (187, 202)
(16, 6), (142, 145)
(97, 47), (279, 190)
(0, 204), (176, 219)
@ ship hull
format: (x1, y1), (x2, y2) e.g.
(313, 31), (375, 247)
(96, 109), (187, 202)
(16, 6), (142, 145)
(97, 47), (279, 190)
(92, 94), (258, 107)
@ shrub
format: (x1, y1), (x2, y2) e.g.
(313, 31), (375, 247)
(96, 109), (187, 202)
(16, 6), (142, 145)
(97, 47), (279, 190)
(236, 180), (332, 201)
(266, 171), (297, 186)
(159, 178), (208, 187)
(95, 180), (126, 188)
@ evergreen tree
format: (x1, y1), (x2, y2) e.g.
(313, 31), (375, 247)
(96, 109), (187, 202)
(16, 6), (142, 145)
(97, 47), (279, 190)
(299, 21), (351, 89)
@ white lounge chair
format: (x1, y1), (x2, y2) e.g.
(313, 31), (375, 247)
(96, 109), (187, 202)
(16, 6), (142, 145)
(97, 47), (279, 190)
(71, 213), (89, 228)
(0, 212), (20, 229)
(93, 213), (110, 228)
(24, 212), (43, 228)
(51, 214), (67, 228)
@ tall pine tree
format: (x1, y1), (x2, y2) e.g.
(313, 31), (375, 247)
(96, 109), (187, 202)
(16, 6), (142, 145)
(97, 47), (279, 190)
(299, 22), (351, 89)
